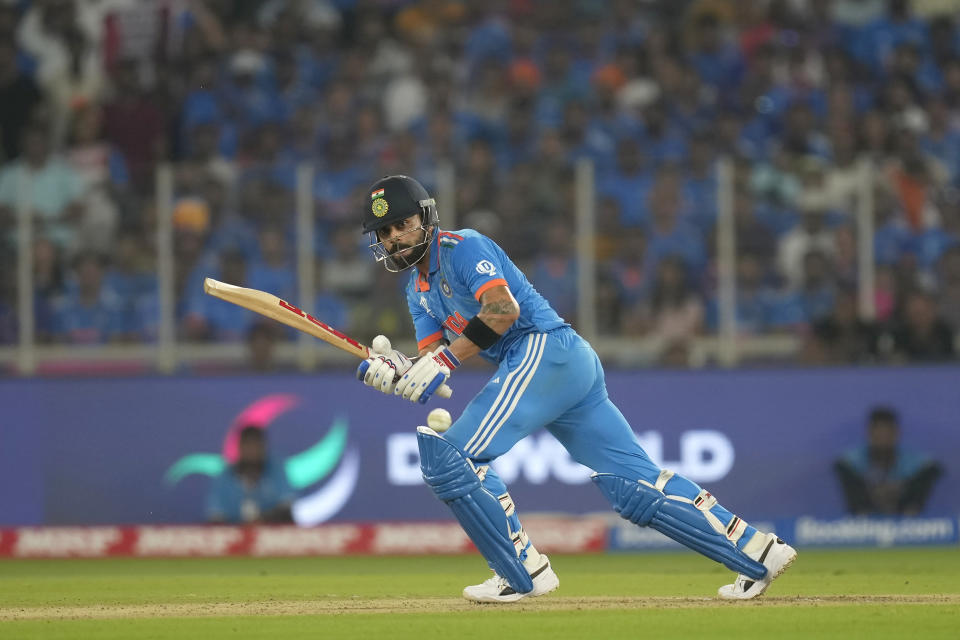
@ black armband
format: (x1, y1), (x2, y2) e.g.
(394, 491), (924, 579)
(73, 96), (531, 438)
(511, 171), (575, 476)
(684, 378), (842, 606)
(463, 316), (502, 350)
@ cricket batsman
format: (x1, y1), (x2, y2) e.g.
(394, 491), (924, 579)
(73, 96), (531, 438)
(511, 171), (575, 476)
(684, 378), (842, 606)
(356, 175), (797, 603)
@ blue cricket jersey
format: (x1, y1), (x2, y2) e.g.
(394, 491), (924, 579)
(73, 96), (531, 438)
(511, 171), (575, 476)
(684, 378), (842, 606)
(405, 229), (567, 364)
(206, 459), (295, 524)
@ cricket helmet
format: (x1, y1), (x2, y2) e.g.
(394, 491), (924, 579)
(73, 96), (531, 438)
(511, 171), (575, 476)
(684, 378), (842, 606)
(362, 175), (439, 271)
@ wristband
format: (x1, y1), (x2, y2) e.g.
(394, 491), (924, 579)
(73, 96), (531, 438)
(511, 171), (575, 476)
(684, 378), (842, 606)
(462, 316), (501, 350)
(434, 346), (461, 369)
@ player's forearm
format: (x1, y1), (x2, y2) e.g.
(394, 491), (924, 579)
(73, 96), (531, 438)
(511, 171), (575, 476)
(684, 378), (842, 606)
(447, 335), (485, 362)
(418, 336), (484, 361)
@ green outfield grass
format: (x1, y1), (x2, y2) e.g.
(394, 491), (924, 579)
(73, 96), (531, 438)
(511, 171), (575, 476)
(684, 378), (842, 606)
(1, 548), (959, 639)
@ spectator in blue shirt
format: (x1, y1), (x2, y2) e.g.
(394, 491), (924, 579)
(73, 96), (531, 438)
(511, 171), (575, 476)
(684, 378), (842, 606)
(682, 135), (718, 234)
(599, 138), (654, 227)
(248, 225), (296, 303)
(918, 96), (960, 185)
(852, 0), (928, 74)
(183, 246), (255, 341)
(207, 425), (295, 524)
(706, 252), (774, 336)
(562, 100), (616, 172)
(834, 406), (942, 515)
(606, 225), (650, 311)
(271, 49), (318, 123)
(221, 49), (285, 131)
(637, 100), (688, 166)
(103, 229), (156, 307)
(798, 249), (838, 324)
(312, 132), (371, 222)
(688, 12), (744, 91)
(494, 100), (538, 170)
(529, 224), (577, 321)
(103, 229), (157, 340)
(52, 251), (126, 344)
(644, 171), (706, 276)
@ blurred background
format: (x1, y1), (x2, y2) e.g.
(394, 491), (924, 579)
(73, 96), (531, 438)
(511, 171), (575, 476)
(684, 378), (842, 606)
(1, 0), (959, 552)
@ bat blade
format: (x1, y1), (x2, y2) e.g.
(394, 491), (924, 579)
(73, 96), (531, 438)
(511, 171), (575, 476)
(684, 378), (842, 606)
(204, 277), (369, 358)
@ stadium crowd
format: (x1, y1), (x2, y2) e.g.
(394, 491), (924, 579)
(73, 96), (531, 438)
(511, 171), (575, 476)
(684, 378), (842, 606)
(0, 0), (959, 368)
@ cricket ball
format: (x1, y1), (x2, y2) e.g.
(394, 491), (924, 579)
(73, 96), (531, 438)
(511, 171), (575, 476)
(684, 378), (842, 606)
(427, 408), (453, 433)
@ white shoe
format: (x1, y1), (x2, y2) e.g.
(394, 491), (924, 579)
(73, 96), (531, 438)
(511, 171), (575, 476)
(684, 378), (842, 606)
(462, 555), (559, 603)
(718, 533), (797, 600)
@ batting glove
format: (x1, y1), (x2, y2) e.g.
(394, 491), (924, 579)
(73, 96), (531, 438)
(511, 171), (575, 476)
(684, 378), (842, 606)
(357, 335), (413, 395)
(395, 347), (460, 404)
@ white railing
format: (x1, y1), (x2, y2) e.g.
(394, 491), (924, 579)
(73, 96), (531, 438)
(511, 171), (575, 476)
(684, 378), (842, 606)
(295, 163), (316, 371)
(15, 172), (34, 375)
(156, 164), (176, 374)
(716, 157), (738, 366)
(5, 158), (877, 375)
(574, 157), (597, 342)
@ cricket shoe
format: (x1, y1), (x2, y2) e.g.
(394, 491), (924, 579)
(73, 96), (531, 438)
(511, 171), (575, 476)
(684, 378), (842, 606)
(462, 555), (559, 603)
(717, 533), (797, 600)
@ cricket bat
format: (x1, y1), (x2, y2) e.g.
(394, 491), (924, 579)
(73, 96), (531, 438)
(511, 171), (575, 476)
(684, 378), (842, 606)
(203, 278), (452, 398)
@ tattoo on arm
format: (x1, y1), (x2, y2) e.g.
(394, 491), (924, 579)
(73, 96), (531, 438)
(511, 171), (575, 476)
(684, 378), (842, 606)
(480, 299), (519, 316)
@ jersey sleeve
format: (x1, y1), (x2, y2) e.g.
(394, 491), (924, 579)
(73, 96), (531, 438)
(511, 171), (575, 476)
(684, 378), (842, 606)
(407, 280), (444, 350)
(449, 236), (509, 301)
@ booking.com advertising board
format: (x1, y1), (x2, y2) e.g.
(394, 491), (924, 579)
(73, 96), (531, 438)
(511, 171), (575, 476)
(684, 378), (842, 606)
(1, 366), (958, 528)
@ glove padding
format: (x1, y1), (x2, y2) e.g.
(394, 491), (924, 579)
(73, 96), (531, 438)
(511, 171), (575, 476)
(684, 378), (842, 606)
(395, 347), (460, 404)
(357, 335), (412, 394)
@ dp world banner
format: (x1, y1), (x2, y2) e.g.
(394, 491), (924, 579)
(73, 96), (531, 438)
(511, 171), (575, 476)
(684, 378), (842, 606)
(1, 366), (957, 526)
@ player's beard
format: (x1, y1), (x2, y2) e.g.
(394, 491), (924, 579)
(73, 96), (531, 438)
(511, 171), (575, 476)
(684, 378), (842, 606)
(385, 227), (431, 271)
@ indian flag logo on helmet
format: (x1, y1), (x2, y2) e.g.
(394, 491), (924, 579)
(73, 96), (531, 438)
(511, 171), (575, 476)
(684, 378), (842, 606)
(372, 196), (389, 217)
(371, 188), (385, 200)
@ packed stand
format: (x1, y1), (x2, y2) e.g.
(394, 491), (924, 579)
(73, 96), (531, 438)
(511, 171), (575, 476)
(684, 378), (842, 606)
(0, 0), (958, 369)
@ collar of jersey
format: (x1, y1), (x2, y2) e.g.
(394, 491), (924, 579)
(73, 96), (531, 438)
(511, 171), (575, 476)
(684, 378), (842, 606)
(415, 228), (443, 293)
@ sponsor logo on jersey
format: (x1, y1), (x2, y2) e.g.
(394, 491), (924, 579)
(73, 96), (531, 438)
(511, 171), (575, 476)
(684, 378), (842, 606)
(443, 311), (467, 334)
(475, 260), (497, 276)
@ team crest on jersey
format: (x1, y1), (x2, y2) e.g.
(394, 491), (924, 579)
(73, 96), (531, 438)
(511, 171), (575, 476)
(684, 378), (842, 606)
(475, 260), (497, 276)
(371, 197), (389, 218)
(440, 278), (453, 297)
